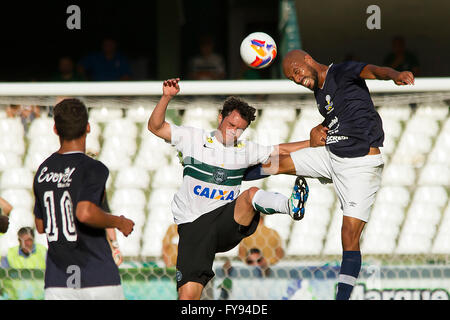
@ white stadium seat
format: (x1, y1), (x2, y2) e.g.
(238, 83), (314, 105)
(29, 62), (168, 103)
(381, 163), (416, 186)
(0, 134), (25, 156)
(0, 152), (22, 170)
(102, 136), (137, 157)
(0, 118), (24, 138)
(414, 103), (449, 119)
(114, 166), (150, 189)
(0, 189), (34, 210)
(411, 186), (448, 208)
(27, 117), (54, 138)
(103, 119), (138, 139)
(0, 168), (34, 189)
(125, 106), (154, 123)
(403, 116), (439, 137)
(151, 165), (183, 188)
(376, 186), (410, 208)
(98, 149), (132, 171)
(89, 107), (123, 122)
(147, 188), (177, 209)
(382, 118), (403, 139)
(110, 188), (147, 210)
(377, 105), (411, 121)
(418, 164), (450, 186)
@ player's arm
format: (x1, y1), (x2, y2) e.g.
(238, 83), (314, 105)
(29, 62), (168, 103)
(271, 140), (310, 157)
(35, 218), (44, 234)
(148, 78), (180, 142)
(76, 201), (134, 236)
(0, 197), (13, 216)
(360, 64), (415, 85)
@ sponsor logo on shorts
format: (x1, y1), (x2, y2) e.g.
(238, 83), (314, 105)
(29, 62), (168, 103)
(193, 185), (235, 201)
(176, 270), (182, 282)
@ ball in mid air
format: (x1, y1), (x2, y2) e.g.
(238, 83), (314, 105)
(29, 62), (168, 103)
(240, 32), (277, 69)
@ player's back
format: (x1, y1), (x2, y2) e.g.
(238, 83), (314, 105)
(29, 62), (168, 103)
(33, 152), (120, 289)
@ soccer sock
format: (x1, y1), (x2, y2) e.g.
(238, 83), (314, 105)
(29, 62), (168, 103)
(336, 250), (362, 300)
(251, 189), (289, 215)
(243, 164), (270, 181)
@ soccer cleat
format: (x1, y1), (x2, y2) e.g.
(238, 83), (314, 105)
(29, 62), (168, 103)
(288, 176), (309, 220)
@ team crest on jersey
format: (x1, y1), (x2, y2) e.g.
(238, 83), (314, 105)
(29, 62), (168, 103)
(213, 168), (227, 184)
(325, 94), (334, 113)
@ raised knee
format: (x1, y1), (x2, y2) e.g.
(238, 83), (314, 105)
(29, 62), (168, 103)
(246, 187), (260, 203)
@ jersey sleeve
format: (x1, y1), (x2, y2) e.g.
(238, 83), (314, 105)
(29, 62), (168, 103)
(246, 141), (274, 166)
(341, 61), (368, 81)
(32, 178), (44, 220)
(170, 123), (202, 153)
(78, 160), (109, 207)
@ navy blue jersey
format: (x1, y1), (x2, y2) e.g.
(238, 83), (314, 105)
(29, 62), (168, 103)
(33, 152), (120, 288)
(314, 61), (384, 157)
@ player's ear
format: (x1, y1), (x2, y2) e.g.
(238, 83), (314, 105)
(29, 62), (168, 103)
(86, 122), (91, 134)
(218, 113), (223, 125)
(53, 124), (59, 136)
(304, 54), (314, 65)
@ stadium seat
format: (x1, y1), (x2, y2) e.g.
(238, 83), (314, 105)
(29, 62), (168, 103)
(418, 164), (450, 186)
(103, 119), (138, 139)
(0, 152), (22, 170)
(396, 234), (433, 254)
(114, 167), (150, 189)
(27, 117), (54, 139)
(375, 186), (410, 208)
(147, 188), (177, 209)
(0, 168), (34, 189)
(125, 106), (154, 123)
(24, 151), (52, 172)
(117, 225), (142, 257)
(0, 134), (25, 156)
(403, 116), (439, 137)
(8, 207), (35, 229)
(381, 163), (416, 186)
(88, 121), (102, 139)
(377, 105), (411, 121)
(370, 203), (406, 226)
(263, 214), (292, 243)
(110, 188), (147, 211)
(102, 136), (137, 157)
(361, 233), (397, 254)
(28, 135), (59, 155)
(259, 106), (297, 123)
(110, 208), (146, 225)
(89, 107), (123, 122)
(151, 165), (183, 188)
(395, 132), (433, 154)
(415, 103), (449, 119)
(382, 118), (403, 139)
(86, 134), (101, 155)
(134, 148), (171, 171)
(98, 149), (132, 171)
(426, 145), (450, 165)
(139, 134), (175, 156)
(0, 118), (24, 138)
(411, 186), (448, 208)
(380, 134), (397, 155)
(0, 189), (34, 210)
(321, 207), (343, 255)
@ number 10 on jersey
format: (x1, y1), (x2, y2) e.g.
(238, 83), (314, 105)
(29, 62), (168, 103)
(43, 191), (78, 242)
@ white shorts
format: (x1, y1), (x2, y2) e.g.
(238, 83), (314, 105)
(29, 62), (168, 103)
(290, 146), (384, 222)
(45, 285), (125, 300)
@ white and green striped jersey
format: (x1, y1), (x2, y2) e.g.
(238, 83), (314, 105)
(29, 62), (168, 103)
(169, 123), (274, 225)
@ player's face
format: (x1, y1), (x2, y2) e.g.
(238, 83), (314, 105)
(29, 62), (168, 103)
(285, 62), (319, 91)
(19, 234), (34, 254)
(217, 110), (248, 146)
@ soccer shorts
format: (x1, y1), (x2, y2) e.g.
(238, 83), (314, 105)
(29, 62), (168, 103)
(290, 146), (384, 222)
(175, 199), (260, 290)
(44, 285), (125, 300)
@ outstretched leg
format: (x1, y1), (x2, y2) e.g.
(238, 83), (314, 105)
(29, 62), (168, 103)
(335, 216), (366, 300)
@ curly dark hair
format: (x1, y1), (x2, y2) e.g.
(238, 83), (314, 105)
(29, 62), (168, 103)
(220, 96), (256, 126)
(53, 98), (89, 140)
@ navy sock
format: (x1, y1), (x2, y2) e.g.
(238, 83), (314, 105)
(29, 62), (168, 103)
(336, 251), (361, 300)
(243, 164), (270, 181)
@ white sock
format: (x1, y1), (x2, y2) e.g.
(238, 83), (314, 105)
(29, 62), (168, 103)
(251, 189), (289, 215)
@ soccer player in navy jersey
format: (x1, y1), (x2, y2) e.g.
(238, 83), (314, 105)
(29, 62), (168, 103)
(33, 98), (134, 300)
(244, 49), (414, 300)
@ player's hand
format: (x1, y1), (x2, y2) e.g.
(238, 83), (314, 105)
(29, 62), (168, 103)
(394, 71), (415, 86)
(0, 215), (9, 233)
(118, 215), (135, 237)
(162, 78), (180, 98)
(310, 124), (328, 147)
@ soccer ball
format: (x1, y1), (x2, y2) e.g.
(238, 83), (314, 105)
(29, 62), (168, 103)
(240, 32), (277, 69)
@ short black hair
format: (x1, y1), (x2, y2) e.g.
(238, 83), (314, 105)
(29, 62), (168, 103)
(53, 98), (88, 141)
(220, 96), (256, 126)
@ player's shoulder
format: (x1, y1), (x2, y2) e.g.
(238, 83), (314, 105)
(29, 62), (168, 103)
(83, 155), (109, 176)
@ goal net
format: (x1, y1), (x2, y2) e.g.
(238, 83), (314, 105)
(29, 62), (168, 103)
(0, 79), (449, 300)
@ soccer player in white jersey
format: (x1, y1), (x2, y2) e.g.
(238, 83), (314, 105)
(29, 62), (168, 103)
(148, 78), (310, 300)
